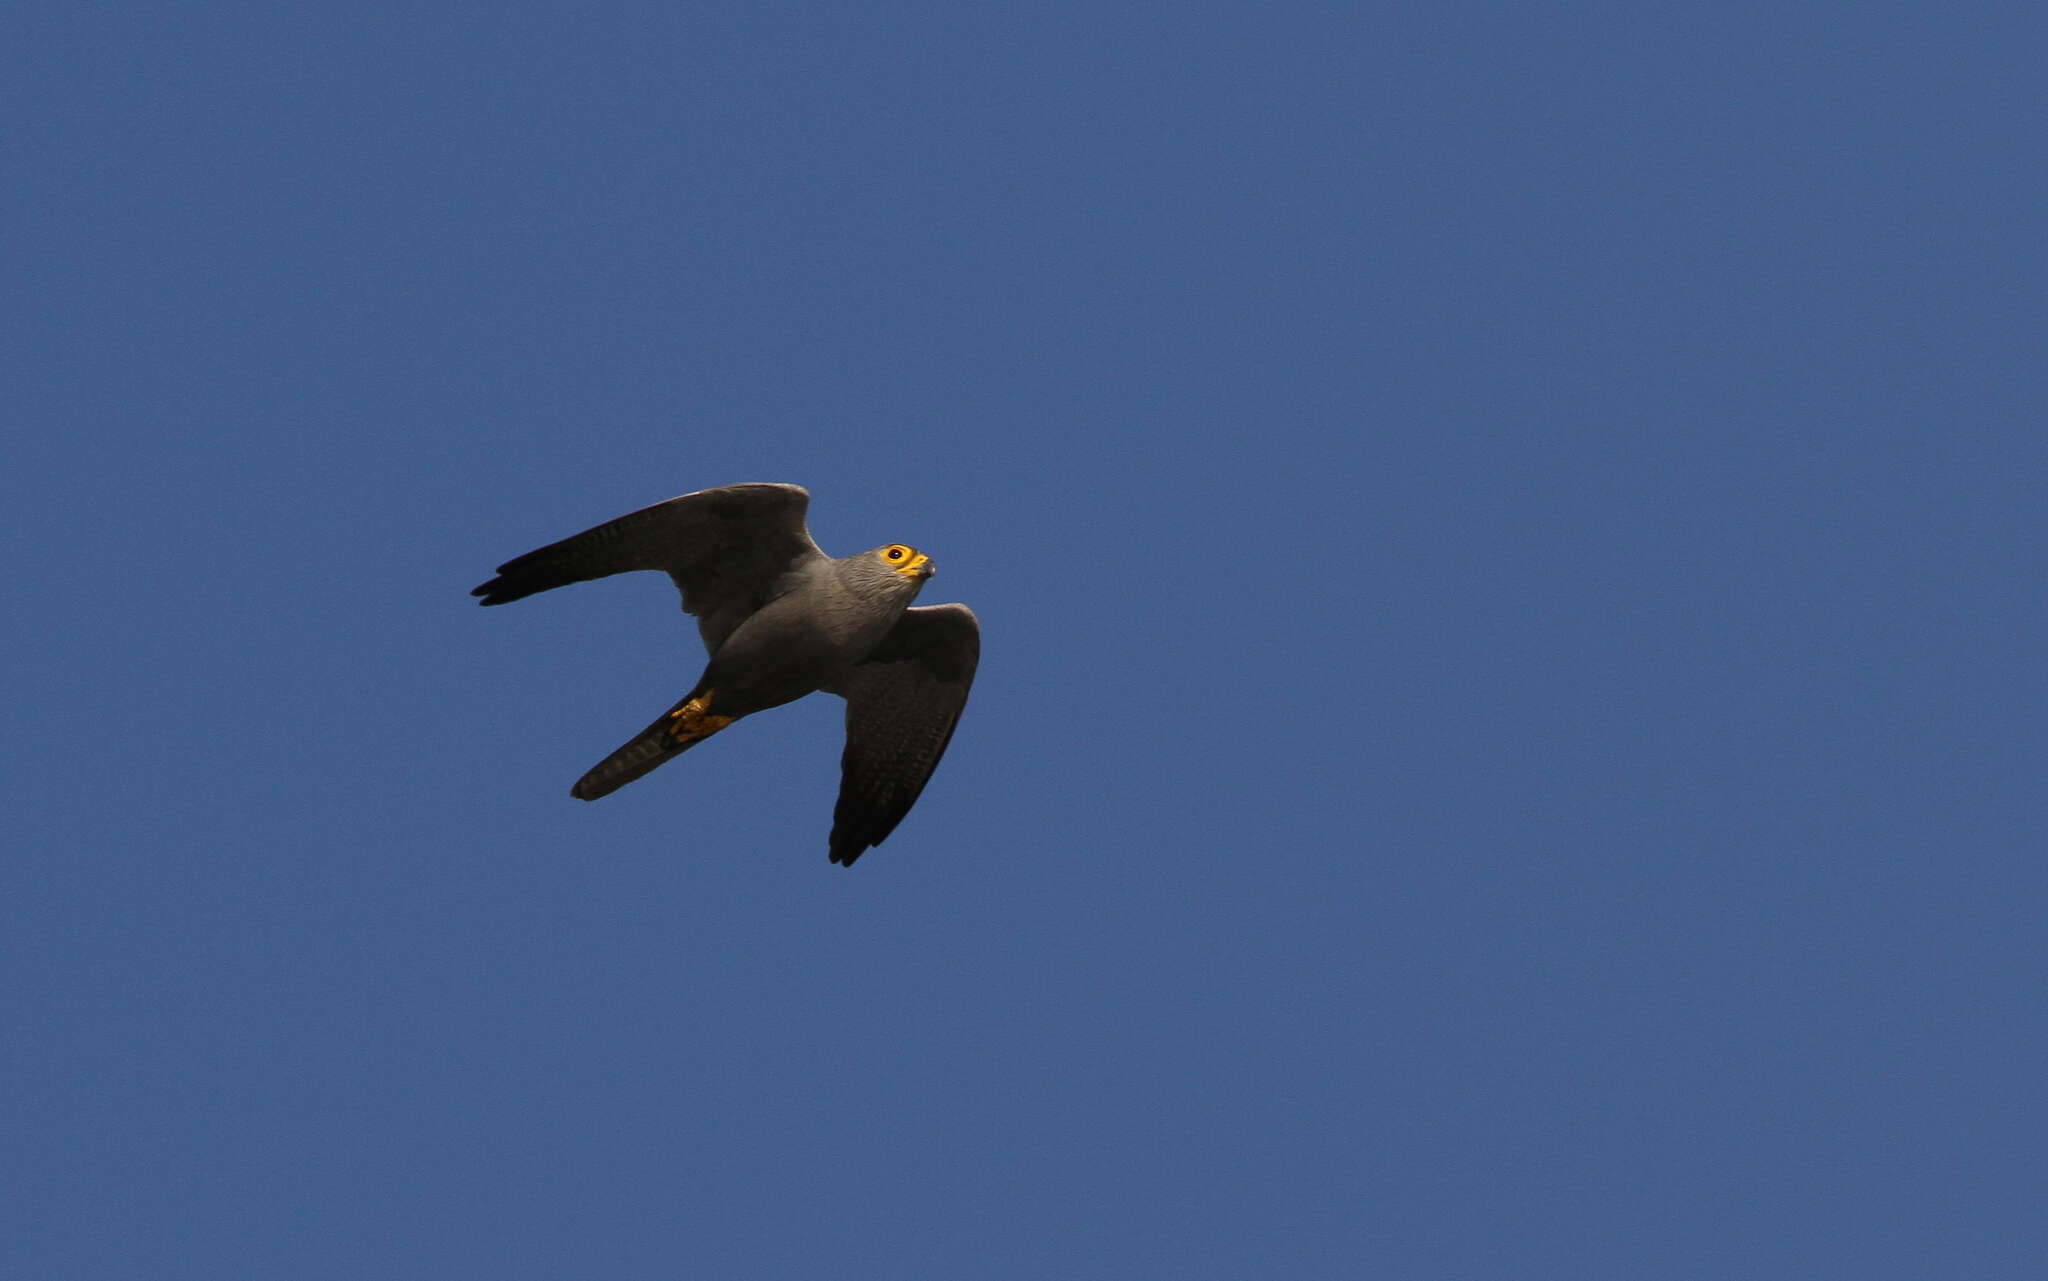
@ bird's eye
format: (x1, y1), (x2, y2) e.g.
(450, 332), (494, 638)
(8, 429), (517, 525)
(886, 546), (906, 560)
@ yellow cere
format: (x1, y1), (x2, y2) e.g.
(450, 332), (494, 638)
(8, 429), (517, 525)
(883, 544), (931, 575)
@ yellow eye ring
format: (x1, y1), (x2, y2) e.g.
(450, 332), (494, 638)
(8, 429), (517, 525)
(884, 545), (910, 561)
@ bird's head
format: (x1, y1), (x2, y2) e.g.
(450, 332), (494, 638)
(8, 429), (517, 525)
(875, 543), (934, 581)
(840, 544), (935, 603)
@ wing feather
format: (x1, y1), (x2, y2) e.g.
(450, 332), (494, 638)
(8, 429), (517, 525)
(470, 482), (824, 652)
(824, 604), (980, 866)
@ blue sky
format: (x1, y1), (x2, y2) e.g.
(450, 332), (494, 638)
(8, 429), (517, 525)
(6, 3), (2043, 1276)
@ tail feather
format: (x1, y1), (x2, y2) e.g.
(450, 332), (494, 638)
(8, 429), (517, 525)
(571, 691), (734, 800)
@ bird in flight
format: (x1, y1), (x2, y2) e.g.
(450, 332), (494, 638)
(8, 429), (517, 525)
(473, 482), (979, 866)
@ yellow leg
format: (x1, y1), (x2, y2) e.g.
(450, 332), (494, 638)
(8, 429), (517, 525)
(666, 692), (736, 745)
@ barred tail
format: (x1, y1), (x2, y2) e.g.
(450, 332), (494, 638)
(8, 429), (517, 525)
(570, 689), (735, 800)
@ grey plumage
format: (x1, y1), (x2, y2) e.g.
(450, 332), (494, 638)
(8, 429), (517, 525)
(472, 483), (979, 867)
(825, 604), (979, 864)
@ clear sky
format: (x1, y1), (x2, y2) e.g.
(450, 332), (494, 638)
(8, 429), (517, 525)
(6, 3), (2042, 1277)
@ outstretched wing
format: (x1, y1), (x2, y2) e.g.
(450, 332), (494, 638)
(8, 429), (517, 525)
(471, 482), (825, 652)
(823, 604), (980, 866)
